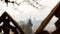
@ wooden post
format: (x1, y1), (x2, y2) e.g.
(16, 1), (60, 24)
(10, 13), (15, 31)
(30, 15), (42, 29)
(35, 2), (60, 34)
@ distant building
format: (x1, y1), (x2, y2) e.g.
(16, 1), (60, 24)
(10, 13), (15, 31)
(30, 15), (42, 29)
(20, 19), (34, 34)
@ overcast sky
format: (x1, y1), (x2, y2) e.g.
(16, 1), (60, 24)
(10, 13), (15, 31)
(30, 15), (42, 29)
(0, 0), (59, 21)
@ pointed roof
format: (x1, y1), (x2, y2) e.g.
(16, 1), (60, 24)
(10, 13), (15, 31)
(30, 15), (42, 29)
(0, 11), (25, 34)
(27, 19), (33, 27)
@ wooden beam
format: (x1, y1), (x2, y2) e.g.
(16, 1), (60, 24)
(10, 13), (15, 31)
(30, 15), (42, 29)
(35, 2), (60, 34)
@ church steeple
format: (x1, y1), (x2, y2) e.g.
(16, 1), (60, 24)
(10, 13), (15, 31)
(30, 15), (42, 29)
(27, 11), (33, 27)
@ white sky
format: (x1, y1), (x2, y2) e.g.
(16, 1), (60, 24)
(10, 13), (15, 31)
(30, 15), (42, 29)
(0, 0), (60, 32)
(0, 0), (59, 21)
